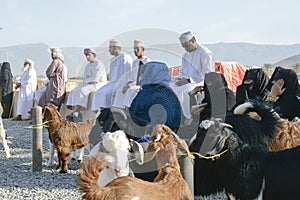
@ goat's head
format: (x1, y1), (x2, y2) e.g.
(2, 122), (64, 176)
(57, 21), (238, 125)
(43, 103), (62, 121)
(194, 118), (238, 157)
(91, 130), (144, 177)
(144, 124), (194, 166)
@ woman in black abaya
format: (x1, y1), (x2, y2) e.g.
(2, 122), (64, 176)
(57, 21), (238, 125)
(0, 62), (13, 118)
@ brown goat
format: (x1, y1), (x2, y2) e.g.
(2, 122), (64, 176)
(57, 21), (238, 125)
(78, 124), (194, 200)
(43, 103), (95, 173)
(270, 117), (300, 151)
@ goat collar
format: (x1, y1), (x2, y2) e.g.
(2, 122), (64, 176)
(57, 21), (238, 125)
(177, 149), (228, 161)
(191, 149), (229, 161)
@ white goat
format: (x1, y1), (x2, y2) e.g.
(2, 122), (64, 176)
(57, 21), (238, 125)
(78, 125), (194, 200)
(87, 130), (144, 186)
(0, 104), (10, 158)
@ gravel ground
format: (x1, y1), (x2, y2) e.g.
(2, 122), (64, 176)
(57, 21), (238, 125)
(0, 119), (82, 200)
(0, 119), (227, 200)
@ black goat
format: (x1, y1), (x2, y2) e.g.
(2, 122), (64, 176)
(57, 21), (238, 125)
(189, 99), (282, 196)
(195, 118), (300, 200)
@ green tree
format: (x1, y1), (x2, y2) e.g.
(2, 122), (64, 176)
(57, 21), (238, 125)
(292, 63), (300, 74)
(262, 63), (273, 76)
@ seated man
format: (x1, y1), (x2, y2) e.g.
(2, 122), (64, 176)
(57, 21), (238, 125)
(66, 48), (107, 112)
(91, 39), (133, 112)
(112, 40), (151, 109)
(170, 31), (214, 125)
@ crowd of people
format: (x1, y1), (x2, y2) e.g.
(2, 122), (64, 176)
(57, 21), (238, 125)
(0, 31), (300, 127)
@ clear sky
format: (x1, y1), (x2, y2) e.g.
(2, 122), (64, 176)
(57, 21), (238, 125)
(0, 0), (299, 48)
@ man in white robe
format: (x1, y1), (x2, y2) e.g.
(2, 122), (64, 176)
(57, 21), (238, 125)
(170, 31), (214, 124)
(112, 40), (151, 109)
(66, 48), (107, 111)
(92, 39), (133, 111)
(13, 59), (37, 120)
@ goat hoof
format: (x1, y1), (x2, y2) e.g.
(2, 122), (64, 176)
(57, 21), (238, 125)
(59, 170), (68, 174)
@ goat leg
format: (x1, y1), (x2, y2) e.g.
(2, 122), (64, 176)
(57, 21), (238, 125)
(57, 151), (62, 171)
(60, 149), (71, 173)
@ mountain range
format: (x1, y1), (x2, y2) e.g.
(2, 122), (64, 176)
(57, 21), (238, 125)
(1, 42), (300, 78)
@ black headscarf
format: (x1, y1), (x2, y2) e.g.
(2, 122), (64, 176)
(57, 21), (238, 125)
(244, 68), (269, 98)
(267, 66), (300, 96)
(236, 68), (269, 106)
(0, 62), (13, 103)
(201, 72), (236, 121)
(267, 67), (300, 120)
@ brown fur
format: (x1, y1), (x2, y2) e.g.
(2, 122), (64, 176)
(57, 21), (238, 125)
(78, 124), (194, 200)
(44, 103), (95, 173)
(270, 117), (300, 151)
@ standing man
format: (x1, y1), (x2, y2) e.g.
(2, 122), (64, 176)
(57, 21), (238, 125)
(39, 48), (66, 110)
(171, 31), (214, 125)
(13, 59), (37, 120)
(66, 48), (107, 112)
(92, 39), (133, 111)
(113, 40), (151, 109)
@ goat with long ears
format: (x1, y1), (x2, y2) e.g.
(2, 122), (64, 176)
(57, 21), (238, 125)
(78, 124), (194, 200)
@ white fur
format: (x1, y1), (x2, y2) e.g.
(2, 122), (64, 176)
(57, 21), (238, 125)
(0, 105), (10, 158)
(89, 130), (143, 186)
(233, 102), (254, 115)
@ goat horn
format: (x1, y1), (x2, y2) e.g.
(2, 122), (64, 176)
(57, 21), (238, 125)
(220, 122), (233, 129)
(172, 132), (179, 139)
(154, 134), (161, 142)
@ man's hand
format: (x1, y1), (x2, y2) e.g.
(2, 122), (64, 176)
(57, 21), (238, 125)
(175, 78), (190, 86)
(189, 86), (204, 94)
(270, 79), (286, 97)
(15, 83), (21, 90)
(122, 82), (132, 94)
(88, 81), (97, 84)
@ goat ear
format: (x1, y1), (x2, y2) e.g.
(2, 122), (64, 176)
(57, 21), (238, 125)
(172, 133), (194, 160)
(144, 143), (159, 163)
(203, 128), (231, 156)
(129, 139), (144, 165)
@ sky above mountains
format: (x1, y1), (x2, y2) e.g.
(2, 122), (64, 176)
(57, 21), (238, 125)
(1, 0), (300, 48)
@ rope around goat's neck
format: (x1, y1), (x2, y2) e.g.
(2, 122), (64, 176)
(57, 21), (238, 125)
(177, 149), (229, 160)
(31, 120), (52, 129)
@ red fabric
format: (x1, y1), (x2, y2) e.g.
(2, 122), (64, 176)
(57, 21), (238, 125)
(215, 62), (246, 92)
(169, 66), (181, 77)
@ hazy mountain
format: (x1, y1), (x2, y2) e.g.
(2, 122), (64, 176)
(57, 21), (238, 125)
(273, 54), (300, 69)
(1, 42), (300, 77)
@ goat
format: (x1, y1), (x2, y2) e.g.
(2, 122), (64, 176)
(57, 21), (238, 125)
(87, 130), (144, 186)
(0, 104), (10, 158)
(43, 103), (95, 173)
(196, 118), (300, 200)
(234, 101), (300, 151)
(190, 99), (281, 196)
(78, 124), (194, 200)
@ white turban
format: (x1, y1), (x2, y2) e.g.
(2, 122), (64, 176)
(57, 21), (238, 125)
(133, 40), (145, 48)
(179, 31), (194, 44)
(50, 48), (64, 61)
(109, 39), (121, 47)
(24, 58), (34, 66)
(50, 48), (62, 54)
